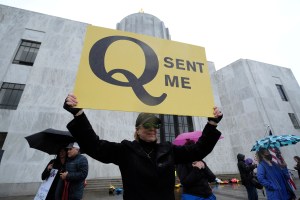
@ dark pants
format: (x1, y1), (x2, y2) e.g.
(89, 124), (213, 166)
(245, 184), (258, 200)
(55, 179), (64, 200)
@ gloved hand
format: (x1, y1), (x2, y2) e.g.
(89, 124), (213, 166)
(208, 114), (223, 124)
(63, 98), (81, 115)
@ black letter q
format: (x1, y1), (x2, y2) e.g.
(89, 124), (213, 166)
(89, 36), (167, 106)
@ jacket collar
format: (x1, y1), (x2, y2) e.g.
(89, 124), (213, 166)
(122, 140), (172, 160)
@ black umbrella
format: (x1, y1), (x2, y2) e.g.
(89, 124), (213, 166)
(25, 128), (75, 155)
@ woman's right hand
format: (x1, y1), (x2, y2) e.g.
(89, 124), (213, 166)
(192, 161), (205, 169)
(63, 93), (82, 115)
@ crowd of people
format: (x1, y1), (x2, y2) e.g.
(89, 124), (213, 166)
(36, 93), (299, 200)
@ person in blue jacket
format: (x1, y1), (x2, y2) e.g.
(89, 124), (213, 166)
(63, 93), (223, 200)
(59, 142), (88, 200)
(256, 148), (296, 200)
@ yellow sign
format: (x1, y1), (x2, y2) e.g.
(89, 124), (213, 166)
(74, 25), (215, 117)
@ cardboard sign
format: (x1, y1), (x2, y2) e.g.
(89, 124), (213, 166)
(34, 169), (58, 200)
(74, 25), (214, 117)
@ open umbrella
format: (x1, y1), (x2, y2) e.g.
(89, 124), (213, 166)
(250, 134), (300, 152)
(25, 128), (75, 155)
(172, 131), (224, 146)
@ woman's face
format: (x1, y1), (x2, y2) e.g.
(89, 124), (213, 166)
(59, 149), (67, 158)
(136, 125), (158, 142)
(262, 150), (272, 161)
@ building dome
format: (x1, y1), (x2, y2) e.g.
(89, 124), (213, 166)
(116, 12), (170, 39)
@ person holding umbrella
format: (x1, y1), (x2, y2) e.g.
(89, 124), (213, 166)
(63, 93), (223, 200)
(41, 147), (67, 200)
(25, 128), (77, 199)
(256, 148), (296, 200)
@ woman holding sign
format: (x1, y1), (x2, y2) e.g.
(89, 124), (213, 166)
(63, 93), (223, 200)
(41, 147), (67, 200)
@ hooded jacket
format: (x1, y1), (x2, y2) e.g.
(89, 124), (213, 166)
(237, 153), (256, 186)
(67, 113), (221, 200)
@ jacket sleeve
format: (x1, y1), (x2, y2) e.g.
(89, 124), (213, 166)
(238, 162), (256, 176)
(203, 165), (216, 183)
(173, 123), (221, 164)
(41, 160), (54, 180)
(67, 113), (123, 165)
(67, 156), (88, 181)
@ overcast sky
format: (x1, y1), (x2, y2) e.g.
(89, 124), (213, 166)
(1, 0), (300, 84)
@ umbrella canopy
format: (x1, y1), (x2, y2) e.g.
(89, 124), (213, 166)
(25, 128), (75, 155)
(172, 131), (224, 146)
(250, 134), (300, 152)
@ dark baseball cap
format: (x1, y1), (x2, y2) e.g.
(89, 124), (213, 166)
(135, 113), (161, 128)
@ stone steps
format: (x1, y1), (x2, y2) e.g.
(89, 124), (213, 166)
(84, 178), (123, 191)
(84, 174), (240, 192)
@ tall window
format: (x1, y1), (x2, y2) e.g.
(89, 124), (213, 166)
(288, 113), (300, 129)
(276, 84), (288, 101)
(0, 132), (7, 163)
(13, 40), (41, 66)
(0, 82), (25, 110)
(159, 114), (194, 142)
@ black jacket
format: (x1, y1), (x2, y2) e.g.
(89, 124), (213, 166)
(177, 161), (216, 198)
(67, 113), (221, 200)
(237, 154), (256, 186)
(41, 159), (65, 200)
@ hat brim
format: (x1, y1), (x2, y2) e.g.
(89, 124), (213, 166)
(140, 116), (161, 125)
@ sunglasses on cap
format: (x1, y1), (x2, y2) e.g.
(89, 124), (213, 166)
(142, 122), (161, 129)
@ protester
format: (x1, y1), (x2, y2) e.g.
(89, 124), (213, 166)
(41, 147), (67, 200)
(256, 148), (296, 200)
(237, 153), (258, 200)
(59, 142), (88, 200)
(293, 156), (300, 179)
(63, 93), (223, 200)
(177, 140), (217, 200)
(245, 158), (264, 190)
